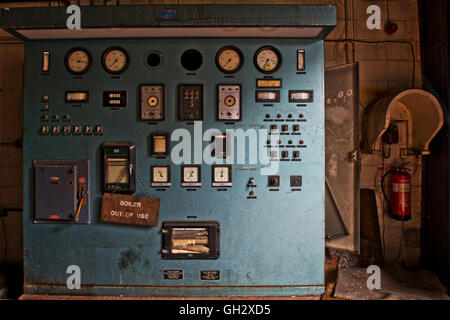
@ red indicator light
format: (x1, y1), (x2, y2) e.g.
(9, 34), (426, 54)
(50, 176), (59, 181)
(277, 114), (281, 118)
(299, 140), (304, 145)
(299, 114), (304, 118)
(49, 215), (60, 219)
(79, 177), (85, 183)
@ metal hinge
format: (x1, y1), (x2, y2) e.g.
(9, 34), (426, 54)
(349, 149), (358, 163)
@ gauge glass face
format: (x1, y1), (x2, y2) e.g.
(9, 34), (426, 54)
(214, 166), (230, 183)
(183, 166), (199, 183)
(66, 49), (90, 74)
(103, 48), (129, 74)
(216, 46), (243, 73)
(255, 47), (281, 73)
(153, 167), (169, 183)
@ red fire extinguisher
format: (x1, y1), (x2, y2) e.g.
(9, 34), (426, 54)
(381, 165), (411, 221)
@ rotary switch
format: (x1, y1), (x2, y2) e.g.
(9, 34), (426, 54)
(84, 125), (92, 134)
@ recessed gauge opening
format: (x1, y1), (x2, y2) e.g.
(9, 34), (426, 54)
(146, 51), (163, 69)
(180, 49), (203, 71)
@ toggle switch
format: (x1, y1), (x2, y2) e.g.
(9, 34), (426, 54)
(268, 175), (280, 187)
(84, 125), (92, 134)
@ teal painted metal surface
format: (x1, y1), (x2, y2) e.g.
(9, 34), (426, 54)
(18, 5), (334, 297)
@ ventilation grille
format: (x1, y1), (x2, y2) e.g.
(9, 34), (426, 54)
(403, 228), (420, 248)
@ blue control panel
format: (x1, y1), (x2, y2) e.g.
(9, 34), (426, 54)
(17, 4), (336, 296)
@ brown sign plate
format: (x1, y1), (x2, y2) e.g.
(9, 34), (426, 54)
(200, 270), (220, 280)
(164, 270), (183, 280)
(101, 193), (160, 227)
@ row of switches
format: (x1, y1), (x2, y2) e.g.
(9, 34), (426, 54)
(268, 175), (302, 187)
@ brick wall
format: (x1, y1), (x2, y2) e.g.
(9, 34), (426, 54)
(0, 0), (422, 266)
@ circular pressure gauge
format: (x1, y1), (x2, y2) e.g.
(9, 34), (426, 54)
(102, 46), (130, 74)
(65, 47), (92, 75)
(215, 46), (244, 74)
(253, 46), (282, 74)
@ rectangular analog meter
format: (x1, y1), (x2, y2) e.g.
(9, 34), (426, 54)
(151, 165), (171, 187)
(289, 90), (313, 103)
(102, 142), (136, 194)
(212, 165), (232, 187)
(255, 90), (280, 103)
(256, 79), (282, 88)
(150, 132), (170, 158)
(297, 49), (305, 70)
(65, 91), (89, 103)
(42, 51), (50, 73)
(181, 165), (201, 187)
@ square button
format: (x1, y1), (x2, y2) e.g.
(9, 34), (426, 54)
(290, 175), (302, 187)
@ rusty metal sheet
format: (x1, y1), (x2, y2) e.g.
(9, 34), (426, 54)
(101, 193), (159, 227)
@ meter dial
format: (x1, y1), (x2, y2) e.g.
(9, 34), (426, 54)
(213, 166), (230, 182)
(254, 46), (282, 74)
(215, 46), (244, 74)
(152, 166), (169, 183)
(102, 47), (130, 74)
(65, 47), (92, 75)
(182, 166), (200, 183)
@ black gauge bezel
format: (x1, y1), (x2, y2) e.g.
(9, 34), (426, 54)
(145, 50), (164, 70)
(211, 164), (232, 186)
(181, 165), (202, 185)
(253, 46), (282, 74)
(64, 47), (92, 75)
(215, 45), (244, 74)
(101, 46), (130, 75)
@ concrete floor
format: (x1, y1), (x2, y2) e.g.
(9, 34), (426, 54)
(322, 252), (449, 300)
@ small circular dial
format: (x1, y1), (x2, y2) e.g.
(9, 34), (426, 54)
(65, 48), (91, 75)
(254, 46), (282, 74)
(147, 96), (159, 107)
(224, 95), (236, 107)
(102, 47), (129, 74)
(216, 46), (244, 74)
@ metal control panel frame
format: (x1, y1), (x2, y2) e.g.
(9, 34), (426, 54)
(12, 4), (336, 297)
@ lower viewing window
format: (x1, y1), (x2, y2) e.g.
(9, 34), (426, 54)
(162, 221), (220, 259)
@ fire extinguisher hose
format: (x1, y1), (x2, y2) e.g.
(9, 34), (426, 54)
(380, 168), (398, 218)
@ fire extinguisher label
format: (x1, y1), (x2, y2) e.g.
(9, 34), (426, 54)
(392, 183), (410, 192)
